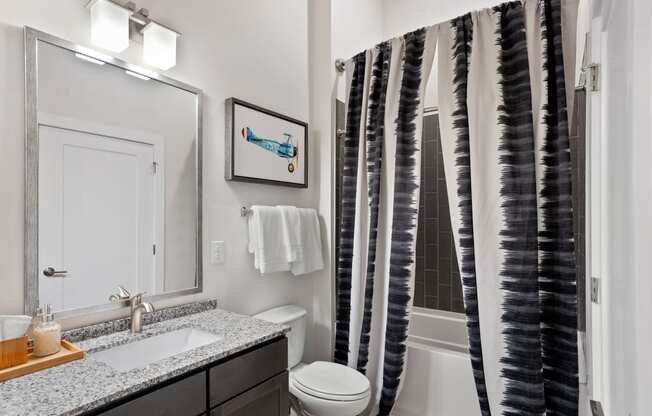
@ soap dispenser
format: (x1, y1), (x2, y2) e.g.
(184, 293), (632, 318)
(32, 304), (61, 357)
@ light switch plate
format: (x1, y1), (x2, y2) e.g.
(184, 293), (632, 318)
(210, 241), (225, 264)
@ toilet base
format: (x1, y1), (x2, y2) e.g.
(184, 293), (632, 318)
(289, 367), (370, 416)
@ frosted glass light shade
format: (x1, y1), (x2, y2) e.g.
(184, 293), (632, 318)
(89, 0), (131, 53)
(143, 22), (179, 70)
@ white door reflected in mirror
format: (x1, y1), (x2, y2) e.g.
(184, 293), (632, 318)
(38, 122), (162, 312)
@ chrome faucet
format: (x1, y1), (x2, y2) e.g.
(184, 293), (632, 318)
(109, 286), (155, 333)
(129, 293), (154, 333)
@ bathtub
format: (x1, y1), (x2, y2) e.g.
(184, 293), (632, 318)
(393, 307), (480, 416)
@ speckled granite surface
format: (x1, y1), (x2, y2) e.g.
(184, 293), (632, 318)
(63, 299), (218, 343)
(0, 308), (289, 416)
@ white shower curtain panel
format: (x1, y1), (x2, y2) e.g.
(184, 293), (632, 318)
(437, 1), (578, 415)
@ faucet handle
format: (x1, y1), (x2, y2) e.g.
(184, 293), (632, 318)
(109, 285), (132, 303)
(128, 292), (150, 306)
(131, 292), (147, 300)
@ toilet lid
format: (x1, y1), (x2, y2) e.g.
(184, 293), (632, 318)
(292, 361), (370, 401)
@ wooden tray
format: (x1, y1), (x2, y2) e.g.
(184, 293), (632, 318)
(0, 340), (84, 382)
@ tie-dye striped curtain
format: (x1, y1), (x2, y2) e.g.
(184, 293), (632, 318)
(438, 1), (578, 415)
(335, 28), (437, 415)
(335, 1), (577, 415)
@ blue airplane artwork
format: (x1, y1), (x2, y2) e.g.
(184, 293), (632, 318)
(241, 127), (299, 173)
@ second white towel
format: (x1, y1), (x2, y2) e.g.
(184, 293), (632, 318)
(247, 205), (324, 276)
(277, 205), (302, 264)
(289, 208), (324, 276)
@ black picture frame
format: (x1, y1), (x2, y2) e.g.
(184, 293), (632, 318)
(225, 97), (308, 188)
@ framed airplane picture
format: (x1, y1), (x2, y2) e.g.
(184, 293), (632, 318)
(225, 98), (308, 188)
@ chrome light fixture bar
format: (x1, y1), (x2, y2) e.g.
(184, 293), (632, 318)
(86, 0), (182, 70)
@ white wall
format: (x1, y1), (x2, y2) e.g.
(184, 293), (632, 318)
(331, 0), (384, 62)
(308, 0), (336, 362)
(0, 0), (331, 362)
(631, 3), (652, 414)
(381, 0), (505, 40)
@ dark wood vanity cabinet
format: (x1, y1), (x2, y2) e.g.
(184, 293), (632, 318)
(99, 372), (207, 416)
(94, 337), (289, 416)
(209, 372), (288, 416)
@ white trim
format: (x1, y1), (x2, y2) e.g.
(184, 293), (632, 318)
(38, 112), (164, 148)
(585, 14), (607, 411)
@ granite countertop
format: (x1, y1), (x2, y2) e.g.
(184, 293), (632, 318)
(0, 308), (289, 416)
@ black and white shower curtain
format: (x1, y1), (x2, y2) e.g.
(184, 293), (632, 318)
(335, 1), (578, 415)
(335, 28), (436, 415)
(438, 1), (578, 415)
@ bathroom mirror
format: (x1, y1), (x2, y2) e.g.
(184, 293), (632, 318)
(24, 27), (203, 317)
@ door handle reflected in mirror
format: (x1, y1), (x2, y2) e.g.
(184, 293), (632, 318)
(43, 267), (68, 277)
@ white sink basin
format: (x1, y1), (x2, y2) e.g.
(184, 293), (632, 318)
(90, 328), (222, 372)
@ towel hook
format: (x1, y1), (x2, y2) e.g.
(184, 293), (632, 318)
(241, 206), (252, 217)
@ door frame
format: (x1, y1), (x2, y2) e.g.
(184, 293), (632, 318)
(583, 0), (615, 411)
(584, 24), (606, 411)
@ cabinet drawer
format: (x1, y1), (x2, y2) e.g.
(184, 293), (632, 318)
(209, 337), (287, 408)
(100, 372), (206, 416)
(210, 372), (288, 416)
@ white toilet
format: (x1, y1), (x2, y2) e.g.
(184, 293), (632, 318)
(254, 305), (371, 416)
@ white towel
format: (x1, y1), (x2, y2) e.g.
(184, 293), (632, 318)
(248, 206), (291, 274)
(290, 208), (324, 276)
(277, 205), (302, 263)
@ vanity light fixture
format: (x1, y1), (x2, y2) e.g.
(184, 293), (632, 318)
(88, 0), (132, 53)
(74, 53), (106, 65)
(142, 21), (180, 70)
(125, 70), (150, 81)
(86, 0), (182, 71)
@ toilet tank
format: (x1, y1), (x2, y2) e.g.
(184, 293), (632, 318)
(254, 305), (306, 368)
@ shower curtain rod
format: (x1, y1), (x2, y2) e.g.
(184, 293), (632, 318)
(332, 0), (536, 72)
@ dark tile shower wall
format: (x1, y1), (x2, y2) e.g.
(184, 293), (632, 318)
(335, 101), (345, 268)
(571, 89), (587, 331)
(414, 114), (463, 312)
(334, 104), (463, 313)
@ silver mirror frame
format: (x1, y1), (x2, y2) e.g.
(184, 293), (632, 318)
(24, 27), (203, 319)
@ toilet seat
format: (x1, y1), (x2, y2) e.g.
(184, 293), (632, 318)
(289, 361), (371, 416)
(291, 361), (370, 401)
